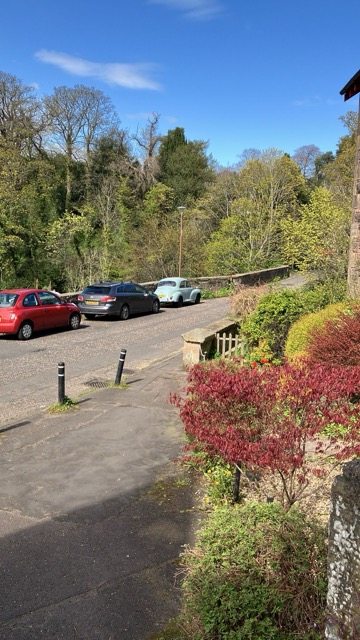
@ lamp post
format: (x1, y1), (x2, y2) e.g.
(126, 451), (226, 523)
(177, 206), (186, 277)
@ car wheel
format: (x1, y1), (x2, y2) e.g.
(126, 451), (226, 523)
(152, 300), (160, 314)
(195, 293), (201, 304)
(18, 321), (33, 340)
(69, 313), (81, 330)
(120, 304), (130, 320)
(175, 296), (183, 308)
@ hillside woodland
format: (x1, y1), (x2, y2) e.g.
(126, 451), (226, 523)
(0, 70), (356, 291)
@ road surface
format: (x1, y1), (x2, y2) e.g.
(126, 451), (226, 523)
(0, 297), (231, 426)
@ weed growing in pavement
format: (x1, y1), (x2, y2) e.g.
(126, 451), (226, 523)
(107, 380), (128, 389)
(48, 396), (78, 413)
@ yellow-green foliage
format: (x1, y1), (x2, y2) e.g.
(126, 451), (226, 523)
(285, 302), (351, 359)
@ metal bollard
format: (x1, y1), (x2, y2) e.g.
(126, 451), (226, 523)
(115, 349), (127, 385)
(58, 362), (65, 404)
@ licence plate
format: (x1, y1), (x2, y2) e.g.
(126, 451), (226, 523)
(158, 294), (165, 298)
(85, 300), (99, 305)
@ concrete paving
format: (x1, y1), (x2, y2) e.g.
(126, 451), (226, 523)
(0, 354), (202, 640)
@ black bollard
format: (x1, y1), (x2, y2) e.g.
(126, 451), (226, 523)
(58, 362), (65, 404)
(115, 349), (127, 385)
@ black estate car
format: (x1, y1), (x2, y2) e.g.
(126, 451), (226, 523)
(77, 281), (160, 320)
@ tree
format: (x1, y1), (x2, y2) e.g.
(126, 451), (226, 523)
(313, 151), (335, 185)
(131, 112), (162, 186)
(175, 359), (360, 509)
(158, 128), (215, 206)
(128, 183), (178, 280)
(281, 186), (350, 280)
(204, 150), (305, 274)
(43, 85), (117, 209)
(324, 111), (357, 208)
(0, 139), (59, 287)
(291, 144), (321, 179)
(0, 70), (44, 156)
(193, 168), (242, 234)
(158, 126), (187, 176)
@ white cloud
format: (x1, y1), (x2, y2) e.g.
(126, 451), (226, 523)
(292, 96), (322, 107)
(148, 0), (224, 20)
(35, 50), (161, 90)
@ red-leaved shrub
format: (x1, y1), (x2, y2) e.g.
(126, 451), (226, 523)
(308, 306), (360, 365)
(173, 359), (360, 508)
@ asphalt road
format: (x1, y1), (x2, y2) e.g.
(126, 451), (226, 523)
(0, 297), (231, 427)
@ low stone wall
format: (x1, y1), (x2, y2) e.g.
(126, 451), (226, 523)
(326, 459), (360, 639)
(60, 266), (290, 300)
(182, 318), (239, 367)
(142, 265), (290, 292)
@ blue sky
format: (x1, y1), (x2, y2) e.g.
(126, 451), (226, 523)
(2, 0), (359, 167)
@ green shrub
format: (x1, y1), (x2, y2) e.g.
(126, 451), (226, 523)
(180, 502), (327, 640)
(285, 302), (350, 359)
(242, 289), (304, 360)
(242, 280), (347, 361)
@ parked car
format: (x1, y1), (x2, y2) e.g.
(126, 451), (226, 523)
(154, 278), (201, 307)
(77, 281), (160, 320)
(0, 289), (81, 340)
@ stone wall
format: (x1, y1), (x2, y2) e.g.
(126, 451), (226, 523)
(62, 266), (290, 302)
(142, 265), (290, 292)
(326, 459), (360, 639)
(182, 318), (239, 367)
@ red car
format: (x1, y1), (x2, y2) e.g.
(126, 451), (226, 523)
(0, 289), (81, 340)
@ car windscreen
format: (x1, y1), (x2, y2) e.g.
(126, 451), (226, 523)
(0, 293), (19, 307)
(157, 280), (176, 287)
(83, 286), (112, 295)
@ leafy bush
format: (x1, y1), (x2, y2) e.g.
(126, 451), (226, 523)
(308, 305), (360, 366)
(242, 289), (301, 360)
(174, 358), (360, 508)
(180, 501), (327, 640)
(242, 280), (347, 361)
(285, 302), (350, 360)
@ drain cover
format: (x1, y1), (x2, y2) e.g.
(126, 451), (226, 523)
(86, 379), (109, 388)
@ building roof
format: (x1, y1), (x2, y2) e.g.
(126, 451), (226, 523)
(340, 70), (360, 101)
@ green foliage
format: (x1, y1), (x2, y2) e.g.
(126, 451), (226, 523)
(203, 462), (234, 506)
(242, 288), (302, 360)
(243, 280), (347, 361)
(201, 284), (235, 299)
(0, 67), (356, 292)
(180, 501), (327, 639)
(281, 186), (350, 280)
(158, 129), (215, 208)
(205, 150), (306, 275)
(285, 302), (350, 359)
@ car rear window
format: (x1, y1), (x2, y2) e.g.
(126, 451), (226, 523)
(83, 286), (112, 295)
(158, 280), (176, 287)
(0, 293), (19, 307)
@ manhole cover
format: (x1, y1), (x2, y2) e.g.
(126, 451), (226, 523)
(86, 379), (109, 388)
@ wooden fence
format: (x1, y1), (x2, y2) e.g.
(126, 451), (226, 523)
(216, 331), (245, 359)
